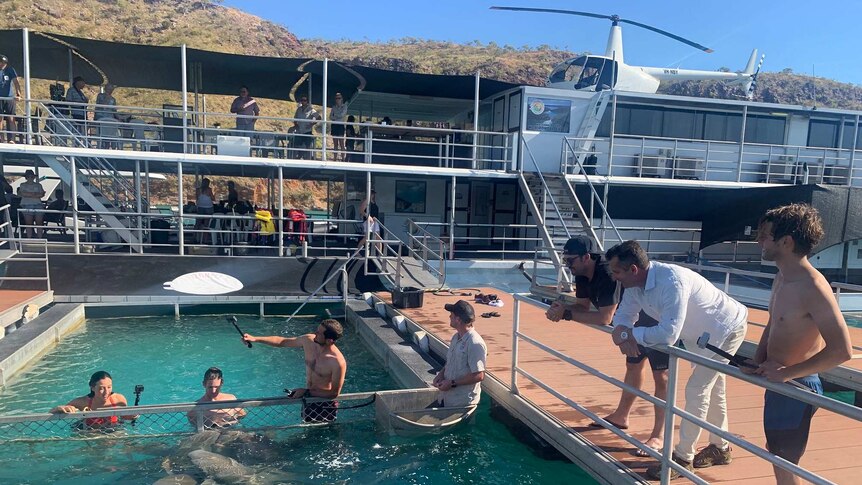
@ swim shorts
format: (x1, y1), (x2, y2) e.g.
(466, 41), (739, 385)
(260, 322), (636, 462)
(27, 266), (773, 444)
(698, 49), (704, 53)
(626, 345), (670, 371)
(302, 400), (339, 423)
(625, 312), (669, 371)
(764, 374), (822, 464)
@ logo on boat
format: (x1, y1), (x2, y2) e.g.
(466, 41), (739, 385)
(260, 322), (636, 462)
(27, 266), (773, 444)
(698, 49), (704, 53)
(529, 99), (545, 115)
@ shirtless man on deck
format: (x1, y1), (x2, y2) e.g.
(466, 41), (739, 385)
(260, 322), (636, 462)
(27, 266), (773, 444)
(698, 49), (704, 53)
(243, 319), (347, 422)
(746, 203), (852, 485)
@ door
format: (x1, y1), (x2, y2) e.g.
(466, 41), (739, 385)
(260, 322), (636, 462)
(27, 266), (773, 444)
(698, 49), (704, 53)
(470, 182), (493, 242)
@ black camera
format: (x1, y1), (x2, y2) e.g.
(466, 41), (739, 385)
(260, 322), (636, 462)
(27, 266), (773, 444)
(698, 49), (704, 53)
(134, 385), (144, 394)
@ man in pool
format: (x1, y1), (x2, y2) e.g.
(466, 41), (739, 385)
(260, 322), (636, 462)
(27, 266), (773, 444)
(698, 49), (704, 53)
(243, 319), (346, 422)
(433, 300), (487, 407)
(745, 204), (852, 485)
(187, 367), (247, 429)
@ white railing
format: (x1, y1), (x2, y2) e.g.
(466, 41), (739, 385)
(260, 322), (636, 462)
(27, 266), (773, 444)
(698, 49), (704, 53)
(5, 98), (515, 171)
(560, 134), (861, 186)
(511, 293), (862, 485)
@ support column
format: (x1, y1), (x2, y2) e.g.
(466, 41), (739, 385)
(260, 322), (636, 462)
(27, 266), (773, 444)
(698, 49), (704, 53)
(278, 166), (284, 257)
(449, 175), (456, 259)
(472, 71), (480, 170)
(135, 160), (142, 252)
(322, 58), (328, 161)
(22, 28), (32, 145)
(177, 162), (184, 254)
(181, 44), (188, 154)
(70, 157), (80, 254)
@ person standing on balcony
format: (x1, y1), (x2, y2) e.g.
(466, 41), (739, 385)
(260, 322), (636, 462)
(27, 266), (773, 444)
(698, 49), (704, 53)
(0, 55), (22, 143)
(293, 96), (320, 160)
(17, 169), (45, 238)
(329, 92), (348, 160)
(606, 240), (748, 480)
(545, 236), (669, 458)
(230, 85), (259, 134)
(746, 204), (851, 485)
(65, 76), (90, 135)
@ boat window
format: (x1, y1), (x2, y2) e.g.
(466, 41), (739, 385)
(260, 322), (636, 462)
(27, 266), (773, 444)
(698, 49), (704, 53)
(841, 122), (862, 150)
(808, 120), (839, 148)
(744, 115), (785, 145)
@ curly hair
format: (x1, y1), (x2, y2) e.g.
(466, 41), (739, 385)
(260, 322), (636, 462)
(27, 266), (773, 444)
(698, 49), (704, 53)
(758, 203), (824, 255)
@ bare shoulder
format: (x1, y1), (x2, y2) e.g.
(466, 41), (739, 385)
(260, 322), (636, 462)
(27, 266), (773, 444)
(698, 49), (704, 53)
(68, 396), (90, 408)
(112, 393), (129, 405)
(803, 267), (837, 303)
(220, 393), (239, 401)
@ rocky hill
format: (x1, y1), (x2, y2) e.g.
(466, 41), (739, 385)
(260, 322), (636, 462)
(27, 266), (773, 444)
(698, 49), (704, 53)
(2, 0), (862, 206)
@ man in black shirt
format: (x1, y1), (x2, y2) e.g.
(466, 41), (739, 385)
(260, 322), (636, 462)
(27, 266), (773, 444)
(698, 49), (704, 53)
(545, 236), (668, 456)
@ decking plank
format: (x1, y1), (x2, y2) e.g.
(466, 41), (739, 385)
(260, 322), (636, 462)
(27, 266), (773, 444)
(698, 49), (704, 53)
(382, 288), (862, 483)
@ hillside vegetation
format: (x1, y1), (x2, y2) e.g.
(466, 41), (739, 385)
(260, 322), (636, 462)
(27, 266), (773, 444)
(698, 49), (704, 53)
(2, 0), (862, 207)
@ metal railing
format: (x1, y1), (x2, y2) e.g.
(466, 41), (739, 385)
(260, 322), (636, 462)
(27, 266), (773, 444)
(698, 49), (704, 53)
(559, 134), (862, 186)
(510, 292), (862, 485)
(0, 392), (378, 441)
(0, 205), (51, 291)
(6, 98), (515, 171)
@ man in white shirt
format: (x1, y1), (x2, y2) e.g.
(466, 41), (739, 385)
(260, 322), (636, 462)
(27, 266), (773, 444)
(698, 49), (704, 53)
(606, 240), (748, 480)
(432, 300), (488, 407)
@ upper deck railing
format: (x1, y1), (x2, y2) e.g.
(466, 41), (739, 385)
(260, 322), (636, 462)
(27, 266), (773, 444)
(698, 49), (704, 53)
(562, 134), (862, 186)
(2, 97), (515, 172)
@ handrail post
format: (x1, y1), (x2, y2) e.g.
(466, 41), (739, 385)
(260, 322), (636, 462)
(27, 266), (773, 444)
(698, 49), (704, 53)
(511, 297), (521, 394)
(70, 156), (80, 254)
(659, 354), (679, 485)
(724, 272), (730, 294)
(177, 161), (185, 254)
(737, 105), (747, 182)
(278, 166), (284, 257)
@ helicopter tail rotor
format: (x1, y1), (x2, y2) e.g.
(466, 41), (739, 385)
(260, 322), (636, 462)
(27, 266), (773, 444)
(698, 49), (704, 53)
(742, 50), (766, 99)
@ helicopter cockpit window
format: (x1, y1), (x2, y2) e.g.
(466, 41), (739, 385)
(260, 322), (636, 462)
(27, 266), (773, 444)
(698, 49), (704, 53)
(549, 57), (587, 84)
(575, 57), (606, 90)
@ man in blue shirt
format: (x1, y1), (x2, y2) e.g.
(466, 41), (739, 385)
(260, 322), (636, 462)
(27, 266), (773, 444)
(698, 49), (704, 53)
(0, 55), (22, 143)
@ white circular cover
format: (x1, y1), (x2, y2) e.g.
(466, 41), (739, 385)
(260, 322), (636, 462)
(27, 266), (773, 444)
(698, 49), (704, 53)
(163, 272), (244, 295)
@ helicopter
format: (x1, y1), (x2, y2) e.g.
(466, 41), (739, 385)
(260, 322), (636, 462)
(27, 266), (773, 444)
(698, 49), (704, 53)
(491, 6), (764, 99)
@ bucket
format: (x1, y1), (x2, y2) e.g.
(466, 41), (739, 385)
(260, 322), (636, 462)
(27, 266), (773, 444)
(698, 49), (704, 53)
(392, 287), (424, 309)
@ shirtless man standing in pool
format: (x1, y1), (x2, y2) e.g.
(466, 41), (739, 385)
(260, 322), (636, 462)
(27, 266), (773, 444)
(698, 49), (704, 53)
(746, 203), (852, 485)
(187, 367), (246, 428)
(244, 319), (347, 422)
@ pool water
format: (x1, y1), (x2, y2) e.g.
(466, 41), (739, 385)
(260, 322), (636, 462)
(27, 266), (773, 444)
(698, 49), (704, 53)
(0, 315), (595, 484)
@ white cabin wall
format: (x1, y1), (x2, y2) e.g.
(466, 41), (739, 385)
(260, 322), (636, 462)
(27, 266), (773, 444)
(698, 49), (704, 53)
(372, 176), (449, 243)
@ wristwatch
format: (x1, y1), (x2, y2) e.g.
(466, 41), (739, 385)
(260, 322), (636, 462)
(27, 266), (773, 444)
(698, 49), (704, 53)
(450, 380), (457, 388)
(620, 330), (629, 340)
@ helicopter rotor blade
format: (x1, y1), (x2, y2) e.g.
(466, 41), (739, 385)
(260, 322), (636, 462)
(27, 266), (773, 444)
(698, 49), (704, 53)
(490, 6), (612, 21)
(617, 18), (713, 53)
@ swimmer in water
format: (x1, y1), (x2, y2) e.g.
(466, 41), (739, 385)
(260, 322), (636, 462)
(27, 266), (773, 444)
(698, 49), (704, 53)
(187, 367), (247, 429)
(50, 370), (138, 430)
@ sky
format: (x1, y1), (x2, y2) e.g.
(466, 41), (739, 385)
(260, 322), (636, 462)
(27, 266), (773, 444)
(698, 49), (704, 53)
(223, 0), (862, 85)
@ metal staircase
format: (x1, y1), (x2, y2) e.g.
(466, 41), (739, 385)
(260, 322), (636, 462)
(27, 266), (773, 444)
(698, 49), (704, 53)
(562, 91), (611, 174)
(523, 173), (603, 251)
(38, 104), (144, 251)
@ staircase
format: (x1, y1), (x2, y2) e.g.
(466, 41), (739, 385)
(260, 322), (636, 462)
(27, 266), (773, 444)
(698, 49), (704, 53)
(523, 173), (603, 251)
(562, 91), (611, 174)
(38, 103), (144, 251)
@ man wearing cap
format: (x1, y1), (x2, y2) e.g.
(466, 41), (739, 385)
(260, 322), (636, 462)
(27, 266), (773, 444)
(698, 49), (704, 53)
(0, 55), (22, 143)
(433, 300), (488, 407)
(546, 236), (669, 456)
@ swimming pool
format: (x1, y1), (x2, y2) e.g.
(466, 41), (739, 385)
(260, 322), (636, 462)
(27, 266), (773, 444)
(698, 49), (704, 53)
(0, 315), (595, 484)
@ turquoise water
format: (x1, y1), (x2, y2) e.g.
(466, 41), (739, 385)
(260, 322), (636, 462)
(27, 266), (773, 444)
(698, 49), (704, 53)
(0, 315), (595, 484)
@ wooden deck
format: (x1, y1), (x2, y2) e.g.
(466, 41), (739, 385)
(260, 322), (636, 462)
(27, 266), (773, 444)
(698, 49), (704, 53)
(382, 288), (862, 484)
(0, 290), (51, 330)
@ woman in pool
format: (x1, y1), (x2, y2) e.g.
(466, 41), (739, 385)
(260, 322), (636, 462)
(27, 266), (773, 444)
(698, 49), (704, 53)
(50, 370), (137, 429)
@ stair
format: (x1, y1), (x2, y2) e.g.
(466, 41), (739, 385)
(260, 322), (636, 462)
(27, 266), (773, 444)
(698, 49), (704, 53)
(562, 91), (611, 174)
(40, 154), (142, 251)
(524, 173), (603, 251)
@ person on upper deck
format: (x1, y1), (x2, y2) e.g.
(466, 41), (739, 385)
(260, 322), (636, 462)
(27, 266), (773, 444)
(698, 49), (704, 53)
(606, 240), (748, 480)
(187, 367), (247, 429)
(50, 371), (137, 430)
(243, 319), (347, 423)
(230, 85), (260, 134)
(65, 76), (90, 126)
(432, 300), (487, 407)
(195, 178), (215, 244)
(94, 84), (120, 121)
(329, 92), (348, 161)
(545, 236), (669, 457)
(745, 204), (852, 485)
(0, 54), (22, 144)
(293, 96), (320, 160)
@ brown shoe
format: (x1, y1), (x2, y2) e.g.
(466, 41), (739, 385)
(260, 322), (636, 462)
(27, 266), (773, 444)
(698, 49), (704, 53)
(645, 453), (693, 480)
(693, 444), (732, 468)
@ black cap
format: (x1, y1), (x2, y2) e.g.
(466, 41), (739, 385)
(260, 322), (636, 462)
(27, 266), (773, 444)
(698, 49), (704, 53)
(73, 76), (84, 83)
(444, 300), (475, 323)
(563, 236), (596, 257)
(0, 55), (7, 63)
